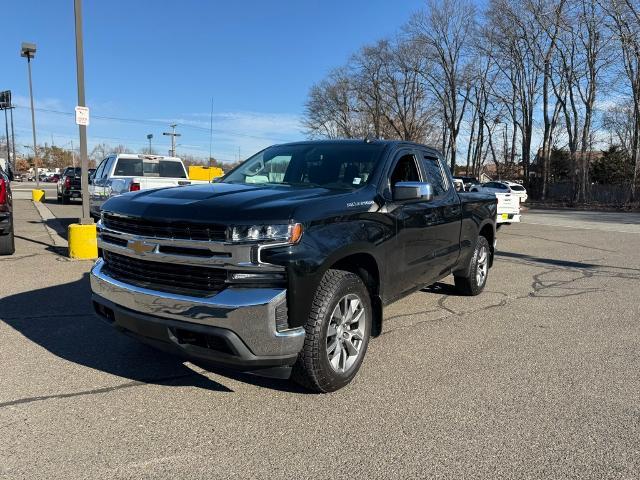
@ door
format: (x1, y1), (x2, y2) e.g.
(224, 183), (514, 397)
(382, 150), (432, 297)
(384, 149), (463, 297)
(417, 151), (462, 276)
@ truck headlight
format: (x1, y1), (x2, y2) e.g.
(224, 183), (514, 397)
(230, 223), (303, 244)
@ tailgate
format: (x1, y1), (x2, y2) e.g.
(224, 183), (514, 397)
(495, 193), (520, 215)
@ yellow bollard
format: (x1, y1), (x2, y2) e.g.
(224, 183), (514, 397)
(68, 223), (98, 260)
(32, 189), (45, 202)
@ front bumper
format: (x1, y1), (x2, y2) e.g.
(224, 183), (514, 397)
(90, 259), (305, 371)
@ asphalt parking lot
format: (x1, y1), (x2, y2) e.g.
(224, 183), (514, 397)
(1, 190), (640, 479)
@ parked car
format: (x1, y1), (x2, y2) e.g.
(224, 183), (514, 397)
(57, 167), (83, 204)
(90, 140), (497, 392)
(0, 167), (15, 255)
(469, 180), (511, 195)
(89, 154), (207, 218)
(503, 180), (528, 203)
(453, 175), (480, 191)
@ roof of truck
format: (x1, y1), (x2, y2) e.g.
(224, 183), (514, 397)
(272, 139), (443, 155)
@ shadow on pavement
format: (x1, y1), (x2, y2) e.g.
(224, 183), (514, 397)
(1, 273), (308, 394)
(496, 251), (599, 269)
(421, 282), (461, 296)
(0, 273), (232, 393)
(14, 234), (67, 256)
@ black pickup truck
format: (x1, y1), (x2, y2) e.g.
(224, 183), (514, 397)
(57, 167), (82, 204)
(90, 140), (497, 392)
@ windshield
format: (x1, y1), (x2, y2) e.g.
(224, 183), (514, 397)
(510, 184), (525, 191)
(223, 143), (386, 190)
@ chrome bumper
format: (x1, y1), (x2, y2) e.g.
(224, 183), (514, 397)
(90, 258), (304, 358)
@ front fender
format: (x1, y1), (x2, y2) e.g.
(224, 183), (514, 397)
(260, 216), (391, 328)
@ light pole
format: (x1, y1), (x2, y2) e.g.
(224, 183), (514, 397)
(20, 42), (39, 189)
(74, 0), (91, 224)
(147, 133), (153, 153)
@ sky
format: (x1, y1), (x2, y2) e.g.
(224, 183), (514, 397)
(1, 0), (425, 163)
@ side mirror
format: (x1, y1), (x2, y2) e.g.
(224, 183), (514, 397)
(393, 181), (434, 202)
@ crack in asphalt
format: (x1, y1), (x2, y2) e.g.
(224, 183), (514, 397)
(0, 372), (207, 409)
(381, 254), (638, 336)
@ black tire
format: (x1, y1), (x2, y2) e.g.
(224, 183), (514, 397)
(454, 235), (491, 296)
(61, 195), (69, 205)
(57, 193), (62, 203)
(292, 269), (372, 393)
(0, 227), (15, 256)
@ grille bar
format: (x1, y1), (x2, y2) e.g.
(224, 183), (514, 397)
(102, 213), (227, 242)
(103, 251), (227, 295)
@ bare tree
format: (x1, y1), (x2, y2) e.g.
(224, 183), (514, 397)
(602, 0), (640, 199)
(485, 0), (542, 185)
(303, 68), (363, 139)
(377, 39), (435, 142)
(407, 0), (475, 170)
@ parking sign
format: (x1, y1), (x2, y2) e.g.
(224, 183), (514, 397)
(75, 106), (90, 126)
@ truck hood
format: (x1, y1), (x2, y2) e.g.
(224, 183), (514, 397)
(102, 182), (365, 224)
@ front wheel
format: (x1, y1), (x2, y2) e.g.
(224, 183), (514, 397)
(292, 269), (372, 393)
(454, 236), (491, 296)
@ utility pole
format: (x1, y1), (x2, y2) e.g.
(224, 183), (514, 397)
(74, 0), (91, 223)
(146, 133), (153, 153)
(163, 124), (181, 157)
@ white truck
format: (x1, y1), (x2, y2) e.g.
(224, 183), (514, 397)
(495, 192), (521, 226)
(89, 154), (207, 218)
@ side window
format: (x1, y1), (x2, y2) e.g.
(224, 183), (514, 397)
(94, 158), (108, 181)
(389, 153), (421, 187)
(421, 155), (449, 197)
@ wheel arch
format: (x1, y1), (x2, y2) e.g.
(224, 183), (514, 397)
(329, 252), (383, 337)
(478, 221), (495, 267)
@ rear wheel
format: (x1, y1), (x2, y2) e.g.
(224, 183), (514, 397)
(454, 236), (490, 296)
(0, 223), (15, 256)
(292, 269), (372, 393)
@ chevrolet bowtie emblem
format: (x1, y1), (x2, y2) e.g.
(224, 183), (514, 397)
(128, 239), (157, 255)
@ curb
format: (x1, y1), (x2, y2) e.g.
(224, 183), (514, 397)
(32, 201), (68, 248)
